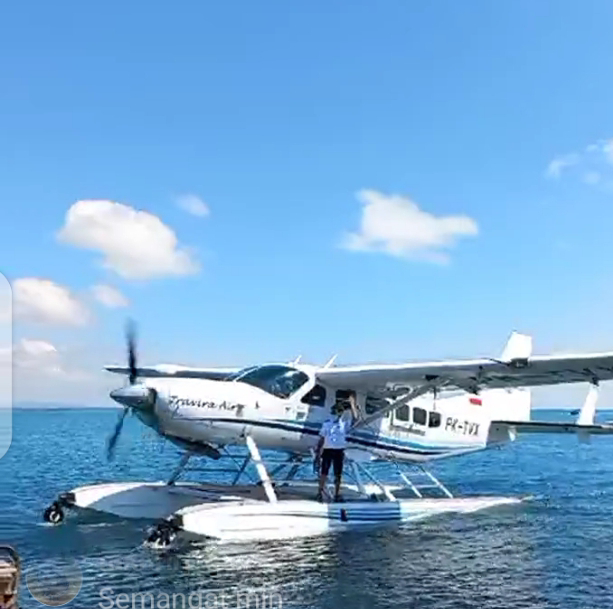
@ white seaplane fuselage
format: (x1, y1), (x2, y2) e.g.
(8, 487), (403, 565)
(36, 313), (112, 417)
(132, 363), (530, 464)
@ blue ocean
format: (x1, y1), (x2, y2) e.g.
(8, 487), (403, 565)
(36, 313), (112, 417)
(2, 407), (613, 609)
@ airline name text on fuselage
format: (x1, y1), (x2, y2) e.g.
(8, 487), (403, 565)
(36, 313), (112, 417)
(169, 395), (242, 411)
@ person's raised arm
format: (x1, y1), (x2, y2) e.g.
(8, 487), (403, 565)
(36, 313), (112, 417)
(348, 392), (360, 423)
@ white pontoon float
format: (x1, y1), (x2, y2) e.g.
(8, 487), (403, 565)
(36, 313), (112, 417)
(43, 436), (524, 546)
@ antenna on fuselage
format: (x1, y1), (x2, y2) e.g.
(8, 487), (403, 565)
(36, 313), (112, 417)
(291, 355), (302, 365)
(323, 354), (337, 369)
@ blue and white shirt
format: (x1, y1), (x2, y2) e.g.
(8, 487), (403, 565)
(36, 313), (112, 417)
(319, 411), (353, 449)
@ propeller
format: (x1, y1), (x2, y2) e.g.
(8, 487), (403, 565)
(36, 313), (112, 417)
(127, 318), (137, 385)
(106, 408), (128, 461)
(106, 319), (138, 461)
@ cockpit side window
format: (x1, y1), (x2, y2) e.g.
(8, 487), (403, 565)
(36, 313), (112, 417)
(234, 365), (310, 399)
(301, 384), (326, 406)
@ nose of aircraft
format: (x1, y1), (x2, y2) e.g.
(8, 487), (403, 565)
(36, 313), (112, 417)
(109, 384), (156, 410)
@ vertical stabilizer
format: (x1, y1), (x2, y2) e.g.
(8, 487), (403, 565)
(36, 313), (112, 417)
(486, 332), (533, 426)
(500, 332), (533, 362)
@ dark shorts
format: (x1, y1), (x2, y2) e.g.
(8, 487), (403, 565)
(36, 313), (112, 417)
(321, 448), (345, 477)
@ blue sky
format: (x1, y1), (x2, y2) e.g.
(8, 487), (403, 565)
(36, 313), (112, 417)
(1, 0), (613, 405)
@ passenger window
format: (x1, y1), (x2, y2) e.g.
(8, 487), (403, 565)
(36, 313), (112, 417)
(428, 411), (441, 428)
(396, 405), (410, 422)
(301, 384), (326, 407)
(412, 407), (427, 426)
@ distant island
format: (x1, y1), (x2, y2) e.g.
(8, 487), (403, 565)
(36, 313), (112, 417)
(12, 401), (120, 410)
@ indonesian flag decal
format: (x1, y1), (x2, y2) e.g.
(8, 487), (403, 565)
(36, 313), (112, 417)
(469, 396), (482, 406)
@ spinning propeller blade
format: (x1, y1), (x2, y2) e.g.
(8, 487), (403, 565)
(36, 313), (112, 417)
(106, 318), (139, 461)
(106, 407), (128, 461)
(127, 318), (137, 385)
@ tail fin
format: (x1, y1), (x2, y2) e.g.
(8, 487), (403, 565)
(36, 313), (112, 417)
(485, 332), (533, 425)
(500, 332), (532, 362)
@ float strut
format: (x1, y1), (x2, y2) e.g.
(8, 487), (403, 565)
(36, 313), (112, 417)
(245, 435), (277, 503)
(167, 452), (193, 486)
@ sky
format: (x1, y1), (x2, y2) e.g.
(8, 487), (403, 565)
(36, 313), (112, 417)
(1, 0), (613, 407)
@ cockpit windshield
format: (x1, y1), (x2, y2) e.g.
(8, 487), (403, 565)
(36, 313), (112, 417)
(225, 366), (258, 381)
(229, 365), (309, 399)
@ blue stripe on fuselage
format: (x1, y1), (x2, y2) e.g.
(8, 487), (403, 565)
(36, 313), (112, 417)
(183, 416), (480, 456)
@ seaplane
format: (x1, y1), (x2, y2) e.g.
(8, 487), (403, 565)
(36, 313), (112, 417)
(43, 323), (613, 546)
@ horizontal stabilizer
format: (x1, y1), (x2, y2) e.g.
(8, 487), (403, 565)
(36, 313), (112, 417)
(491, 420), (613, 435)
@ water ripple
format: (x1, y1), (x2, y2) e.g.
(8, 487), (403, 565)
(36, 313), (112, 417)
(2, 409), (613, 608)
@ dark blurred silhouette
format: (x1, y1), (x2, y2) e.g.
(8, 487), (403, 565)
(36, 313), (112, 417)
(0, 546), (19, 609)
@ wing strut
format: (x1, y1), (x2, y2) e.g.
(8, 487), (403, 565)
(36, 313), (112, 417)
(323, 355), (337, 369)
(352, 377), (446, 430)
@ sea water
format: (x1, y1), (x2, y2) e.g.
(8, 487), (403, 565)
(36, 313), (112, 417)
(1, 407), (613, 609)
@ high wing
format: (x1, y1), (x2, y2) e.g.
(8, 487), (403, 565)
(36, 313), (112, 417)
(105, 365), (242, 380)
(325, 343), (613, 429)
(316, 348), (613, 394)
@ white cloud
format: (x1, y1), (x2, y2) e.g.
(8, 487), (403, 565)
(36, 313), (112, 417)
(2, 338), (106, 404)
(340, 189), (478, 264)
(0, 335), (126, 406)
(91, 284), (129, 308)
(545, 154), (580, 179)
(13, 278), (89, 326)
(13, 338), (62, 375)
(546, 138), (613, 183)
(56, 200), (200, 280)
(0, 337), (80, 379)
(176, 194), (210, 217)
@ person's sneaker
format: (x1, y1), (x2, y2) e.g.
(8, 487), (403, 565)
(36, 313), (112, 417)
(315, 492), (324, 503)
(334, 494), (344, 503)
